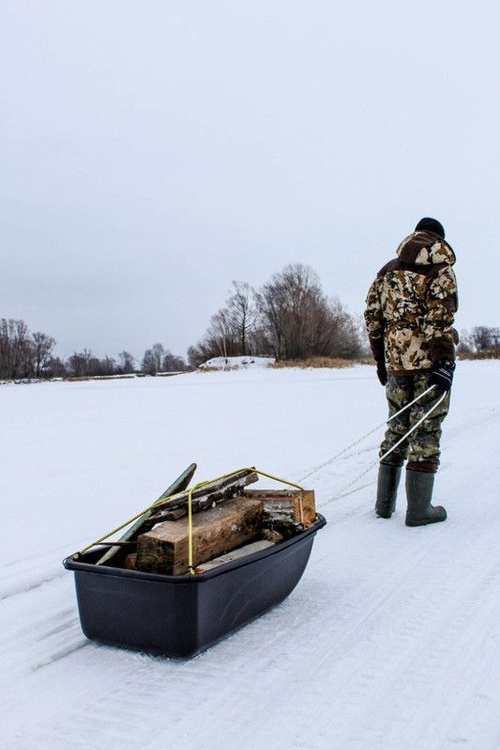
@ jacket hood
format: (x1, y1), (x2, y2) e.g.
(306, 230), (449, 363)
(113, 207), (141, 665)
(396, 231), (456, 267)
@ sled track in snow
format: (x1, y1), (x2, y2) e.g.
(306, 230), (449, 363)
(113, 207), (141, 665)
(0, 545), (74, 601)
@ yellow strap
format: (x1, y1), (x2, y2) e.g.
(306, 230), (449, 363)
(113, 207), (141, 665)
(74, 486), (191, 557)
(75, 467), (306, 570)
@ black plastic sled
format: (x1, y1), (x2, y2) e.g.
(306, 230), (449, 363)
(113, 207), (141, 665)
(63, 513), (326, 658)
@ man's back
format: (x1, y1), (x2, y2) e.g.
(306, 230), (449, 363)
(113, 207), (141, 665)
(365, 229), (458, 374)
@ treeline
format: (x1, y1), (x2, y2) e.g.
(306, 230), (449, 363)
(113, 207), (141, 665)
(0, 319), (57, 380)
(0, 263), (365, 380)
(187, 264), (363, 367)
(458, 326), (500, 358)
(0, 318), (188, 380)
(5, 265), (496, 381)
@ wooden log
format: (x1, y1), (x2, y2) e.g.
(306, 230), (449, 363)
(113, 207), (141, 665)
(146, 470), (259, 523)
(243, 489), (316, 526)
(195, 540), (274, 573)
(261, 517), (304, 540)
(155, 507), (186, 522)
(123, 553), (137, 570)
(260, 528), (284, 544)
(136, 496), (263, 575)
(151, 469), (258, 511)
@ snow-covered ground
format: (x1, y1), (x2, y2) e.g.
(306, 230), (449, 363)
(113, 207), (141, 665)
(1, 361), (499, 750)
(199, 355), (275, 369)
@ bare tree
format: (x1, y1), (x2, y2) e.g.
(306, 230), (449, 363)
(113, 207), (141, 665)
(207, 309), (237, 358)
(141, 349), (156, 375)
(151, 343), (165, 371)
(457, 329), (473, 355)
(162, 350), (188, 372)
(458, 326), (500, 357)
(259, 264), (320, 359)
(141, 343), (166, 374)
(117, 351), (135, 374)
(226, 281), (261, 356)
(45, 356), (67, 378)
(0, 319), (16, 378)
(66, 350), (120, 377)
(100, 356), (116, 375)
(0, 318), (33, 378)
(187, 345), (206, 369)
(32, 332), (56, 377)
(67, 350), (92, 377)
(258, 264), (361, 360)
(471, 326), (500, 352)
(188, 282), (262, 365)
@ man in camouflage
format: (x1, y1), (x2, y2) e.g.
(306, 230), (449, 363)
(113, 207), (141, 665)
(364, 217), (458, 526)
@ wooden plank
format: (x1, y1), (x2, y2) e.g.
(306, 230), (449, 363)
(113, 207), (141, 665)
(136, 496), (263, 575)
(150, 469), (258, 512)
(243, 489), (316, 526)
(195, 540), (274, 573)
(146, 470), (259, 523)
(96, 462), (197, 566)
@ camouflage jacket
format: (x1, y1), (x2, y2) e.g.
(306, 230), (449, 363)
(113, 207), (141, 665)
(364, 230), (458, 374)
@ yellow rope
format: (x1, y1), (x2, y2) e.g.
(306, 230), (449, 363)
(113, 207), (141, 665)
(75, 467), (306, 570)
(187, 486), (195, 575)
(74, 486), (190, 557)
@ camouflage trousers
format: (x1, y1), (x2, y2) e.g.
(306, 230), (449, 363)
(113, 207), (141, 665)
(380, 374), (451, 473)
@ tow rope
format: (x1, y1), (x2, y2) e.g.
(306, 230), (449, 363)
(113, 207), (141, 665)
(74, 388), (446, 569)
(297, 385), (437, 483)
(319, 387), (447, 506)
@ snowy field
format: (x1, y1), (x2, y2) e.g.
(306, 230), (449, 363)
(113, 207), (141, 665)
(1, 361), (499, 750)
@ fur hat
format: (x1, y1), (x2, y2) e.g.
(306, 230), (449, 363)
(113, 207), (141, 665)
(415, 217), (445, 239)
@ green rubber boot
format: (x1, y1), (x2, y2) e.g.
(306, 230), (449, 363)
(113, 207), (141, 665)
(375, 463), (402, 518)
(405, 470), (447, 527)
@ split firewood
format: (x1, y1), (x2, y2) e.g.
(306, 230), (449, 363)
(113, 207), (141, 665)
(123, 553), (137, 570)
(260, 517), (305, 539)
(260, 528), (284, 544)
(145, 469), (259, 524)
(243, 489), (316, 526)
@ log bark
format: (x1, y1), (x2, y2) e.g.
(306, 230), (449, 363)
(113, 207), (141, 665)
(136, 496), (263, 575)
(146, 470), (259, 523)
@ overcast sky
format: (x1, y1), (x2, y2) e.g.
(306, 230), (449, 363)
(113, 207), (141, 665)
(2, 0), (499, 360)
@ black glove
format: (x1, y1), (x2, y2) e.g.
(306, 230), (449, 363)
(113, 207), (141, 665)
(369, 337), (387, 386)
(430, 360), (455, 394)
(376, 361), (388, 386)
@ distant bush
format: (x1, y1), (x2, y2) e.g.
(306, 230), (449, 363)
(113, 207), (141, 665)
(458, 326), (499, 358)
(271, 357), (354, 369)
(458, 350), (500, 360)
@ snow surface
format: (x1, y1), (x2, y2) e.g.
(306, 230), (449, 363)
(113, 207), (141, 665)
(1, 361), (499, 750)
